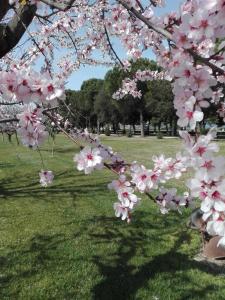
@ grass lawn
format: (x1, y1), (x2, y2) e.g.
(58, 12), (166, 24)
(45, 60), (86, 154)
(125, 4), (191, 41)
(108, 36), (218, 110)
(1, 134), (225, 299)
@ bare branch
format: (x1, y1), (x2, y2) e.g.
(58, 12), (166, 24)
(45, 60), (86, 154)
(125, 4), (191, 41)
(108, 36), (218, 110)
(0, 106), (58, 124)
(102, 10), (124, 67)
(12, 6), (52, 75)
(0, 117), (18, 123)
(0, 101), (22, 105)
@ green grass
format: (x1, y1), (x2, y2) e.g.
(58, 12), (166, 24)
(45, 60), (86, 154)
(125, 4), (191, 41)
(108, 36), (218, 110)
(1, 134), (225, 299)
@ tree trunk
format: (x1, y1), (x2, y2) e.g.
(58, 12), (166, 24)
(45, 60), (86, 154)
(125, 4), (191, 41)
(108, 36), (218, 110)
(158, 121), (161, 132)
(7, 133), (12, 143)
(15, 131), (19, 145)
(165, 123), (168, 134)
(169, 119), (173, 136)
(140, 110), (144, 137)
(147, 122), (150, 136)
(172, 118), (177, 136)
(0, 4), (37, 59)
(97, 119), (100, 135)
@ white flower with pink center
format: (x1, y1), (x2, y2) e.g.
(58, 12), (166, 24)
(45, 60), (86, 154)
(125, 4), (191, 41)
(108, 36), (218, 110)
(131, 165), (158, 193)
(196, 156), (225, 181)
(74, 146), (103, 174)
(39, 170), (54, 187)
(177, 96), (203, 130)
(118, 187), (140, 209)
(113, 202), (130, 221)
(108, 175), (131, 192)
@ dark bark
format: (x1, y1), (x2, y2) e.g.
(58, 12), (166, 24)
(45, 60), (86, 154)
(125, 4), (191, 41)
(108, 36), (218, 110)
(0, 0), (9, 22)
(158, 121), (161, 132)
(172, 118), (177, 136)
(0, 4), (37, 59)
(165, 123), (168, 133)
(97, 119), (100, 135)
(39, 0), (75, 11)
(140, 110), (144, 137)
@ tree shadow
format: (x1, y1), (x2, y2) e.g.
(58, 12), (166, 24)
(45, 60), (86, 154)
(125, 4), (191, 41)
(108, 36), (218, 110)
(0, 233), (67, 297)
(0, 169), (111, 203)
(89, 213), (225, 300)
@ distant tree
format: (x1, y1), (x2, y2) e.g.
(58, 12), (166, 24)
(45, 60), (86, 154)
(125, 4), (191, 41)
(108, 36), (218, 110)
(104, 58), (161, 136)
(63, 61), (175, 135)
(80, 79), (104, 130)
(60, 90), (88, 128)
(145, 80), (176, 135)
(61, 79), (103, 130)
(94, 88), (121, 134)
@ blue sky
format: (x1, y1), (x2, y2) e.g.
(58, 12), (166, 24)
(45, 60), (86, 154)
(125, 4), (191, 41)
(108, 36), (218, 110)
(67, 0), (182, 90)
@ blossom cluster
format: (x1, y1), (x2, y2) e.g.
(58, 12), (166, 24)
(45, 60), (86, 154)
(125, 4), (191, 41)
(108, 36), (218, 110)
(156, 188), (193, 215)
(110, 0), (225, 130)
(109, 175), (140, 222)
(39, 170), (54, 187)
(112, 70), (165, 100)
(158, 0), (225, 130)
(72, 126), (225, 248)
(73, 129), (189, 222)
(182, 128), (225, 247)
(0, 69), (64, 105)
(17, 105), (48, 148)
(108, 151), (189, 221)
(72, 129), (126, 173)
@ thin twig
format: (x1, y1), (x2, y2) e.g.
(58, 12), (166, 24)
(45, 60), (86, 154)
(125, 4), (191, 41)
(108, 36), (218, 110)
(102, 10), (124, 67)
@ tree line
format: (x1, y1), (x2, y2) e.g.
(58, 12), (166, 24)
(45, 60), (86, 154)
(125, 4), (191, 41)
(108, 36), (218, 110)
(59, 58), (220, 137)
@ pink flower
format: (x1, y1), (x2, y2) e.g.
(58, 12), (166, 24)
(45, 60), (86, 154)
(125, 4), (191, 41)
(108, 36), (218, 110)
(118, 187), (140, 208)
(177, 96), (203, 130)
(108, 175), (130, 191)
(74, 146), (103, 174)
(113, 202), (130, 221)
(131, 165), (158, 193)
(39, 170), (54, 187)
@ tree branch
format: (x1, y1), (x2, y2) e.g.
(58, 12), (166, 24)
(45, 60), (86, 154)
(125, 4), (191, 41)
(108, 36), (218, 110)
(0, 117), (18, 123)
(0, 106), (59, 124)
(0, 4), (37, 59)
(0, 101), (22, 105)
(102, 9), (124, 67)
(0, 0), (9, 22)
(39, 0), (76, 11)
(118, 0), (225, 75)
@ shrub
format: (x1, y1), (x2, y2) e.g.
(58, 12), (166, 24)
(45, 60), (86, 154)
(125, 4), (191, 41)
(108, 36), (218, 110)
(200, 128), (209, 135)
(156, 132), (163, 139)
(104, 126), (111, 136)
(126, 130), (133, 138)
(121, 129), (126, 135)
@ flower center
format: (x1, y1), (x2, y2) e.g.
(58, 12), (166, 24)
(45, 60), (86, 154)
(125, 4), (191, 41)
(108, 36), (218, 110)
(87, 154), (93, 160)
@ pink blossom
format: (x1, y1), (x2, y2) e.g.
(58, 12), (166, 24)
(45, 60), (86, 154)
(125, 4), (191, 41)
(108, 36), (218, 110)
(39, 170), (54, 187)
(74, 146), (103, 174)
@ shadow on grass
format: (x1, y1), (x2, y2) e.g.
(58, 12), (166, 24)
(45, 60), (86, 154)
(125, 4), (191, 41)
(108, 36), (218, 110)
(89, 214), (225, 300)
(0, 233), (67, 297)
(0, 211), (224, 299)
(0, 169), (110, 201)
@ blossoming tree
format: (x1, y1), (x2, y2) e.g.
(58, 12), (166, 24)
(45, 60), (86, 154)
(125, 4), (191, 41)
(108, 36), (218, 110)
(1, 0), (225, 258)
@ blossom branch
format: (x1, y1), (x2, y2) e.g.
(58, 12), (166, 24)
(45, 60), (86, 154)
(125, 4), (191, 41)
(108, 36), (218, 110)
(118, 0), (225, 75)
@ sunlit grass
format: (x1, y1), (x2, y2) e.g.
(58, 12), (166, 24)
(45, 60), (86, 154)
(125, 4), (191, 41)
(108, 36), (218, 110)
(0, 134), (225, 299)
